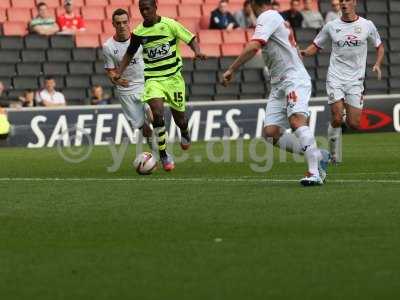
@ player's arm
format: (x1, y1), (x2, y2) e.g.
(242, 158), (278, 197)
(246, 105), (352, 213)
(188, 37), (206, 60)
(222, 41), (261, 86)
(301, 23), (330, 57)
(300, 43), (319, 57)
(373, 44), (385, 80)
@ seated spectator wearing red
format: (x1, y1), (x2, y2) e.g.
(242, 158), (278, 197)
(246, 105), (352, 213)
(57, 0), (86, 35)
(29, 2), (59, 35)
(301, 0), (324, 29)
(35, 76), (66, 107)
(209, 0), (239, 31)
(90, 85), (111, 105)
(234, 0), (256, 29)
(281, 0), (303, 28)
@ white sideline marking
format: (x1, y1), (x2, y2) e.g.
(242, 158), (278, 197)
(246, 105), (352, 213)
(0, 177), (400, 184)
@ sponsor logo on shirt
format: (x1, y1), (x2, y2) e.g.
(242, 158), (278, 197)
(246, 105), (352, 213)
(336, 34), (361, 47)
(147, 43), (171, 60)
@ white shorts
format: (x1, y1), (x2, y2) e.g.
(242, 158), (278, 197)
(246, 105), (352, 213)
(264, 78), (312, 129)
(326, 80), (364, 109)
(116, 91), (145, 129)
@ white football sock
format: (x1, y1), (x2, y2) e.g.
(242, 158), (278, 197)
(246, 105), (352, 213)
(294, 126), (322, 176)
(277, 131), (302, 154)
(327, 124), (342, 162)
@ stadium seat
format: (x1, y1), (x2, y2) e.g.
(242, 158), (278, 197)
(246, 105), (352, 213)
(182, 71), (192, 84)
(390, 0), (400, 12)
(11, 0), (35, 8)
(177, 18), (199, 34)
(182, 58), (194, 71)
(129, 6), (142, 19)
(179, 43), (194, 58)
(294, 28), (317, 42)
(0, 77), (12, 90)
(96, 48), (103, 60)
(0, 9), (6, 23)
(316, 67), (328, 80)
(302, 56), (317, 68)
(82, 6), (106, 21)
(0, 50), (21, 63)
(91, 74), (113, 88)
(6, 8), (32, 22)
(0, 0), (11, 9)
(366, 66), (388, 79)
(390, 65), (400, 77)
(7, 90), (25, 100)
(25, 35), (49, 49)
(75, 35), (100, 47)
(215, 84), (240, 96)
(0, 64), (16, 76)
(72, 48), (97, 61)
(35, 0), (59, 8)
(94, 61), (105, 74)
(366, 1), (388, 13)
(190, 84), (215, 97)
(69, 62), (93, 75)
(366, 13), (388, 27)
(62, 88), (87, 102)
(202, 4), (216, 17)
(178, 5), (202, 18)
(13, 76), (38, 90)
(193, 71), (217, 84)
(241, 83), (266, 94)
(219, 57), (236, 69)
(390, 27), (400, 38)
(316, 53), (330, 67)
(389, 13), (400, 26)
(306, 68), (317, 80)
(83, 20), (103, 34)
(199, 15), (209, 29)
(242, 69), (264, 82)
(50, 35), (75, 49)
(194, 57), (219, 70)
(198, 30), (222, 44)
(239, 93), (264, 100)
(222, 30), (247, 44)
(43, 62), (68, 75)
(21, 50), (46, 62)
(85, 0), (108, 6)
(46, 49), (71, 62)
(243, 54), (265, 69)
(390, 52), (400, 65)
(31, 7), (56, 18)
(158, 5), (178, 19)
(217, 70), (240, 83)
(109, 0), (132, 5)
(16, 62), (42, 76)
(0, 36), (24, 49)
(66, 75), (90, 88)
(221, 43), (244, 56)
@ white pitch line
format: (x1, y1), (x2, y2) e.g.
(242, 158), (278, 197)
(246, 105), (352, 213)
(0, 177), (400, 184)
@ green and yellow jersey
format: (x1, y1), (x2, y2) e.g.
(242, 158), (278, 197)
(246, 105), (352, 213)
(127, 17), (194, 81)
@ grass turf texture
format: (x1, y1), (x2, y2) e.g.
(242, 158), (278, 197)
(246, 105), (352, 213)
(1, 132), (400, 299)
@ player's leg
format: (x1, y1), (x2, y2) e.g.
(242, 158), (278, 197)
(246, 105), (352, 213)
(327, 82), (345, 163)
(343, 84), (364, 130)
(170, 109), (190, 150)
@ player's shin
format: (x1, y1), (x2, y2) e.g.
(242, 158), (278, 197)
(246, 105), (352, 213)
(154, 125), (167, 159)
(327, 124), (342, 163)
(294, 126), (322, 176)
(277, 131), (302, 154)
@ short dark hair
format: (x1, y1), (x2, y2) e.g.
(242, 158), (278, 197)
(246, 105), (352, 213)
(251, 0), (272, 6)
(44, 76), (55, 82)
(139, 0), (157, 7)
(244, 0), (251, 7)
(37, 2), (47, 9)
(112, 8), (130, 21)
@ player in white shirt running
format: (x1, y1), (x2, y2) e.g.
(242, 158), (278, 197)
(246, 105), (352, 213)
(301, 0), (385, 163)
(103, 8), (153, 144)
(222, 0), (329, 186)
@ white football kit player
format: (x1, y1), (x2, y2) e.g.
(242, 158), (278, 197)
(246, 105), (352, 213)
(251, 10), (312, 128)
(313, 16), (382, 108)
(103, 36), (146, 129)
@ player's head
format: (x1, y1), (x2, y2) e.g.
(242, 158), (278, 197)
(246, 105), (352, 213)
(37, 2), (49, 18)
(339, 0), (357, 15)
(138, 0), (158, 24)
(112, 8), (131, 38)
(250, 0), (271, 17)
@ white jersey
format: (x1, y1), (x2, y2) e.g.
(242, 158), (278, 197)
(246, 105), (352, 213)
(252, 10), (310, 84)
(103, 36), (145, 95)
(313, 16), (382, 83)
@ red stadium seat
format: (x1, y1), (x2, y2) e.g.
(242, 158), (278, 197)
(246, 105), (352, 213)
(158, 5), (178, 19)
(83, 20), (103, 34)
(0, 0), (11, 9)
(222, 30), (247, 44)
(0, 9), (6, 23)
(100, 33), (111, 45)
(199, 15), (209, 29)
(7, 8), (32, 22)
(221, 43), (244, 56)
(179, 43), (194, 58)
(69, 0), (84, 6)
(199, 44), (221, 57)
(178, 5), (202, 18)
(105, 6), (129, 19)
(3, 21), (28, 35)
(129, 6), (142, 19)
(198, 30), (222, 44)
(159, 0), (179, 4)
(203, 0), (219, 4)
(75, 34), (100, 47)
(82, 6), (106, 21)
(85, 0), (108, 6)
(11, 0), (35, 8)
(102, 20), (115, 35)
(177, 18), (199, 34)
(35, 0), (59, 8)
(202, 4), (216, 17)
(109, 0), (132, 5)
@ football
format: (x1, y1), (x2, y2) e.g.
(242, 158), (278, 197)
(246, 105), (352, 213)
(133, 152), (157, 175)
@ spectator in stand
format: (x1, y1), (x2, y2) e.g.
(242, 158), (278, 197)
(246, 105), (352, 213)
(325, 0), (342, 23)
(281, 0), (303, 28)
(271, 1), (281, 11)
(18, 90), (35, 107)
(234, 0), (257, 29)
(90, 85), (111, 105)
(209, 0), (239, 31)
(301, 0), (324, 29)
(36, 76), (66, 107)
(57, 0), (86, 35)
(29, 2), (59, 35)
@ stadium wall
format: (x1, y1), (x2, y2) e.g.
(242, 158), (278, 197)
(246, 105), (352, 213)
(2, 95), (400, 148)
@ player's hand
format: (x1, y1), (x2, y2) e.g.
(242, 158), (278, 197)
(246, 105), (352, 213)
(372, 64), (382, 80)
(222, 69), (234, 87)
(299, 49), (306, 58)
(109, 71), (129, 87)
(194, 52), (207, 60)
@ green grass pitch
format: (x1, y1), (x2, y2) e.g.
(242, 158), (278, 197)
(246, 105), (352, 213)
(1, 132), (400, 299)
